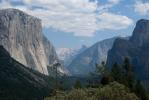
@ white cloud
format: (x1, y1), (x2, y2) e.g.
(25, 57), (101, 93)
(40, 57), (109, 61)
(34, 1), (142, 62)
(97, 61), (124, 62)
(108, 0), (121, 5)
(97, 12), (133, 30)
(134, 1), (149, 15)
(0, 0), (133, 37)
(0, 0), (12, 8)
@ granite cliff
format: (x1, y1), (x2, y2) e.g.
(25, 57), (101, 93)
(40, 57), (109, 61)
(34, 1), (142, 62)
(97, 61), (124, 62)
(107, 19), (149, 80)
(68, 37), (116, 76)
(0, 9), (59, 75)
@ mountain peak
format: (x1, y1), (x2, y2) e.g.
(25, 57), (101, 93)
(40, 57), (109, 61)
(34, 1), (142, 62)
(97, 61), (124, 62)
(137, 19), (149, 24)
(0, 8), (59, 75)
(0, 8), (41, 23)
(68, 37), (116, 76)
(0, 8), (24, 13)
(107, 19), (149, 80)
(81, 45), (88, 49)
(130, 19), (149, 46)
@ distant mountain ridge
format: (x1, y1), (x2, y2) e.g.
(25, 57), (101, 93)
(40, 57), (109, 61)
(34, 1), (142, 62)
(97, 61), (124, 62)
(0, 8), (66, 75)
(57, 45), (87, 67)
(68, 37), (117, 76)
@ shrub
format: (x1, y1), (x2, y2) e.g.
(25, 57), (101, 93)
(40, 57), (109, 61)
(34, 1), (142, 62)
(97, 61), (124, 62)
(93, 82), (139, 100)
(45, 82), (140, 100)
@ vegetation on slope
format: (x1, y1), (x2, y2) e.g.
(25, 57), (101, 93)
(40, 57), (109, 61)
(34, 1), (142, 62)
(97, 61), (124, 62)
(45, 57), (149, 100)
(45, 82), (139, 100)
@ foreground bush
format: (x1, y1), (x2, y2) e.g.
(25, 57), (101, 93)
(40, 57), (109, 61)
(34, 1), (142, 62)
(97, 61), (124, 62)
(93, 82), (139, 100)
(45, 82), (140, 100)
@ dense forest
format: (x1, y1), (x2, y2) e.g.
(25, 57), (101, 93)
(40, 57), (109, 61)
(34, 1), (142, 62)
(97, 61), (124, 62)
(45, 57), (149, 100)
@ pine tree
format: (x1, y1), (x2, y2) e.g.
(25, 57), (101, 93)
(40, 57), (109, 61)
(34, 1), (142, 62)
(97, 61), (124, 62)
(122, 58), (148, 100)
(96, 61), (112, 85)
(74, 80), (82, 89)
(122, 57), (135, 89)
(135, 80), (148, 100)
(87, 72), (100, 88)
(111, 62), (123, 83)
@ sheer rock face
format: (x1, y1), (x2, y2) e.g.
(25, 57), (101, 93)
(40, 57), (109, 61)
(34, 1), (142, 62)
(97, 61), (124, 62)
(0, 9), (58, 75)
(130, 19), (149, 46)
(107, 19), (149, 79)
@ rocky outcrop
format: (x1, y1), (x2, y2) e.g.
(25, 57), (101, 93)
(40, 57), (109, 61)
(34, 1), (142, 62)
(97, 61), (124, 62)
(107, 19), (149, 80)
(68, 37), (116, 76)
(0, 46), (51, 100)
(130, 19), (149, 46)
(0, 8), (59, 75)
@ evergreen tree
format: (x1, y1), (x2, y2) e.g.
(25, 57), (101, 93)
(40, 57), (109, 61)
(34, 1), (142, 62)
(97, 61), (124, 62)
(74, 80), (82, 89)
(111, 62), (123, 83)
(122, 57), (135, 89)
(122, 58), (147, 100)
(87, 72), (100, 88)
(134, 80), (148, 100)
(96, 61), (112, 85)
(96, 61), (110, 76)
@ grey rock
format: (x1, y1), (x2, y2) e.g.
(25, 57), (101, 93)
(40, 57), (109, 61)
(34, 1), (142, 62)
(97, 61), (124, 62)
(130, 19), (149, 46)
(68, 37), (116, 76)
(106, 19), (149, 80)
(0, 8), (59, 75)
(57, 45), (87, 67)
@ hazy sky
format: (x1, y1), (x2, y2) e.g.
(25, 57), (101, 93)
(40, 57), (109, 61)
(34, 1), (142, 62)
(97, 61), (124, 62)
(0, 0), (149, 49)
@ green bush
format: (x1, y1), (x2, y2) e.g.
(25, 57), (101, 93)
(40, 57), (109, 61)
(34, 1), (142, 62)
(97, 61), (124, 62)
(67, 89), (88, 100)
(93, 82), (139, 100)
(45, 82), (140, 100)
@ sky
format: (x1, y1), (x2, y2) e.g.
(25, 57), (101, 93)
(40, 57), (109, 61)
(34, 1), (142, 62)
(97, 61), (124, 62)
(0, 0), (149, 49)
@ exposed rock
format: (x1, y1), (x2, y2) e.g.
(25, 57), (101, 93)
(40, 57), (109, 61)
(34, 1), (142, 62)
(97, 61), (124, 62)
(130, 19), (149, 46)
(0, 8), (59, 75)
(68, 37), (116, 76)
(107, 19), (149, 80)
(57, 45), (87, 67)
